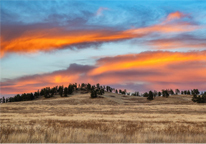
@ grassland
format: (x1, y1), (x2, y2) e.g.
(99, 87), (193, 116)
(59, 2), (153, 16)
(1, 91), (206, 143)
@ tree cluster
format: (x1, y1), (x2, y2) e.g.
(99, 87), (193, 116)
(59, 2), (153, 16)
(1, 82), (205, 104)
(192, 90), (205, 103)
(90, 83), (105, 98)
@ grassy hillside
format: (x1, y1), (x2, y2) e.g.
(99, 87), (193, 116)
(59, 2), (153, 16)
(0, 91), (206, 143)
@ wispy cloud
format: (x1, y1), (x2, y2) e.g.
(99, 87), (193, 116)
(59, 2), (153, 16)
(96, 7), (109, 16)
(1, 11), (201, 58)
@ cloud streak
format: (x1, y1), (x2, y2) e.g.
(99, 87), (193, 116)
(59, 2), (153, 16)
(1, 11), (201, 58)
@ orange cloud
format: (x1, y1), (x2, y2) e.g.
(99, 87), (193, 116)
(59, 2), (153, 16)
(164, 11), (185, 22)
(1, 51), (206, 97)
(149, 40), (206, 50)
(0, 64), (94, 95)
(147, 36), (206, 50)
(89, 51), (206, 91)
(89, 51), (206, 76)
(1, 12), (200, 58)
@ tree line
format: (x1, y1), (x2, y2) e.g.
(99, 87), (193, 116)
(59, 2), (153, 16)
(0, 83), (205, 103)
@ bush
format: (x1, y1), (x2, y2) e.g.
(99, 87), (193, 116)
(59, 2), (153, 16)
(192, 94), (206, 103)
(91, 90), (97, 98)
(147, 91), (154, 100)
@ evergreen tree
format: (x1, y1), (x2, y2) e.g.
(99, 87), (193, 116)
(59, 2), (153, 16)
(169, 89), (174, 95)
(81, 83), (85, 89)
(192, 94), (206, 103)
(59, 88), (63, 97)
(100, 89), (104, 95)
(68, 84), (73, 94)
(124, 89), (127, 95)
(91, 90), (97, 98)
(143, 92), (149, 97)
(175, 89), (180, 95)
(30, 93), (34, 100)
(3, 97), (5, 103)
(162, 90), (169, 98)
(147, 91), (154, 100)
(87, 83), (91, 91)
(64, 87), (68, 97)
(153, 90), (157, 97)
(96, 83), (100, 89)
(187, 90), (191, 95)
(116, 89), (118, 94)
(106, 86), (110, 92)
(44, 89), (49, 98)
(40, 89), (45, 96)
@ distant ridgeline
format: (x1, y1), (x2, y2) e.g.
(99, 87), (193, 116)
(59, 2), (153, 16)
(0, 83), (205, 103)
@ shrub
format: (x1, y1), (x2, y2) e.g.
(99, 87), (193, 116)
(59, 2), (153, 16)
(147, 91), (154, 100)
(192, 94), (206, 103)
(91, 90), (97, 98)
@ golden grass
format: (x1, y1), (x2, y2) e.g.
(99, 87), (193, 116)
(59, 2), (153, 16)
(0, 92), (206, 143)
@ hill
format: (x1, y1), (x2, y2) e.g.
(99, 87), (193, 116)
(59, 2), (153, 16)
(0, 91), (206, 143)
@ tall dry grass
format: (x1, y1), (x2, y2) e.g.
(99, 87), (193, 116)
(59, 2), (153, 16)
(1, 93), (206, 143)
(1, 119), (206, 143)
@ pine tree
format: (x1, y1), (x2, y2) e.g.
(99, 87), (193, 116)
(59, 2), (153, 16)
(175, 89), (180, 95)
(91, 90), (97, 98)
(147, 91), (154, 100)
(64, 87), (68, 97)
(3, 97), (5, 103)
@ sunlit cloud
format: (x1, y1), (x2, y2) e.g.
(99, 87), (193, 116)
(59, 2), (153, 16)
(149, 39), (206, 50)
(89, 51), (206, 76)
(147, 35), (206, 50)
(164, 11), (185, 23)
(1, 51), (206, 96)
(1, 12), (201, 58)
(0, 64), (94, 95)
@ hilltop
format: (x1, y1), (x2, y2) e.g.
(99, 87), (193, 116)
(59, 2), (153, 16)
(1, 89), (206, 143)
(2, 90), (196, 106)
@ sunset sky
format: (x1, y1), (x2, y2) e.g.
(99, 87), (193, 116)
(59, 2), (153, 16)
(1, 0), (206, 97)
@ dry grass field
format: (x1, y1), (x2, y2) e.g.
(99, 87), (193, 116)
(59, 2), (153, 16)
(1, 91), (206, 143)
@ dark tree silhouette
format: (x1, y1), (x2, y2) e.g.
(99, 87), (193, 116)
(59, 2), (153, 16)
(162, 90), (169, 98)
(187, 90), (191, 95)
(153, 90), (157, 97)
(96, 83), (100, 89)
(143, 92), (149, 97)
(91, 90), (97, 98)
(192, 93), (206, 103)
(3, 97), (5, 103)
(64, 87), (68, 97)
(87, 83), (91, 91)
(169, 89), (174, 95)
(175, 89), (180, 95)
(147, 91), (154, 100)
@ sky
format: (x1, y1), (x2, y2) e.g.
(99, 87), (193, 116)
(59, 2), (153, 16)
(1, 0), (206, 97)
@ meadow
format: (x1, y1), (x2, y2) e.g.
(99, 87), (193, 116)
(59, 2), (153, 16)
(1, 91), (206, 143)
